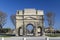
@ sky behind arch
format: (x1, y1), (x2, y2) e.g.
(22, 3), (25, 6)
(0, 0), (60, 30)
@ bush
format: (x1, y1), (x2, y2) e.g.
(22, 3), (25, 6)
(0, 28), (11, 33)
(45, 33), (60, 37)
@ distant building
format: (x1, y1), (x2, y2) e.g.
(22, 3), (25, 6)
(15, 8), (44, 36)
(45, 27), (54, 33)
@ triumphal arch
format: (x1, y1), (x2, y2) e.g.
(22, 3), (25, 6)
(16, 8), (44, 37)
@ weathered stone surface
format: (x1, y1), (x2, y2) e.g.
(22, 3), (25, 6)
(16, 8), (44, 36)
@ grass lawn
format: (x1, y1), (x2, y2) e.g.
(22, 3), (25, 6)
(0, 35), (15, 37)
(45, 33), (60, 37)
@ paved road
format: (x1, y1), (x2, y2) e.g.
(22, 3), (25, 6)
(49, 37), (60, 40)
(4, 37), (23, 40)
(4, 37), (46, 40)
(1, 37), (60, 40)
(0, 38), (2, 40)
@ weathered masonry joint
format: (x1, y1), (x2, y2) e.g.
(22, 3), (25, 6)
(15, 8), (44, 37)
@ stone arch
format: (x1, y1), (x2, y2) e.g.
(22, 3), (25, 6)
(38, 26), (42, 36)
(18, 27), (23, 36)
(26, 23), (35, 36)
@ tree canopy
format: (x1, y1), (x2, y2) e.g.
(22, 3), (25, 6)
(0, 11), (7, 28)
(10, 14), (16, 27)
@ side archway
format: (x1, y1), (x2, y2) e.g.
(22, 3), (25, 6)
(38, 26), (42, 36)
(18, 27), (23, 36)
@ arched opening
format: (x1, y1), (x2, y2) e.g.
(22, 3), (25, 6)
(38, 26), (42, 36)
(26, 24), (34, 36)
(18, 27), (23, 36)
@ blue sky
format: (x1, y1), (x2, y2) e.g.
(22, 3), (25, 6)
(0, 0), (60, 30)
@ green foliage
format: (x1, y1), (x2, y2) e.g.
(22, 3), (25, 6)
(0, 28), (11, 33)
(46, 33), (60, 37)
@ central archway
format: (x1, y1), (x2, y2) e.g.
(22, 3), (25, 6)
(26, 24), (34, 36)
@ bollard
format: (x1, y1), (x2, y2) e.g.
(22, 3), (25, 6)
(47, 37), (49, 40)
(45, 37), (49, 40)
(23, 38), (26, 40)
(2, 37), (4, 40)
